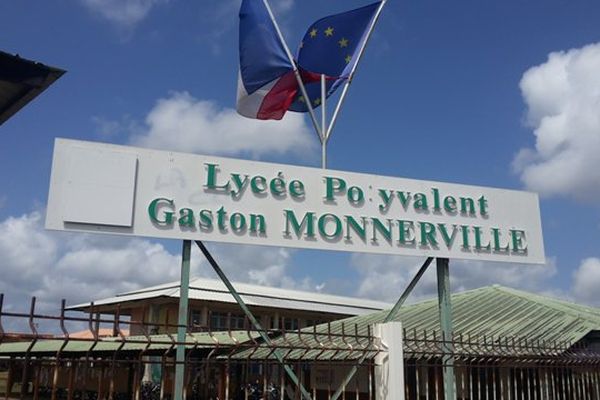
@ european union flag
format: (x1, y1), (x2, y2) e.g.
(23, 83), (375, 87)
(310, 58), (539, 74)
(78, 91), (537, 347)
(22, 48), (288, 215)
(289, 2), (381, 112)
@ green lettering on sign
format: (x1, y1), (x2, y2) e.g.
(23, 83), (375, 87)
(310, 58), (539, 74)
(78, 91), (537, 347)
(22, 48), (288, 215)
(284, 210), (315, 238)
(148, 198), (175, 225)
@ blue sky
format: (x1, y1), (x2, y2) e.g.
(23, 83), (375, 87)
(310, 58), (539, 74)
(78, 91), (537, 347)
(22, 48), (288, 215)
(1, 0), (600, 312)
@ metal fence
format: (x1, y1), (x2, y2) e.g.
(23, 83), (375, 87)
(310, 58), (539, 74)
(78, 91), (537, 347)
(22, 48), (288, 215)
(0, 296), (378, 400)
(1, 295), (599, 400)
(403, 329), (600, 400)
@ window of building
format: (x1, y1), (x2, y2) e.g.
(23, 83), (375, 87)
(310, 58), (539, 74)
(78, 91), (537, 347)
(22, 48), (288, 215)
(283, 317), (299, 331)
(190, 310), (204, 330)
(305, 319), (328, 328)
(210, 312), (246, 330)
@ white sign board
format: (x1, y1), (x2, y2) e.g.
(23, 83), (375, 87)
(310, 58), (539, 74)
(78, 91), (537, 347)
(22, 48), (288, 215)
(46, 138), (545, 264)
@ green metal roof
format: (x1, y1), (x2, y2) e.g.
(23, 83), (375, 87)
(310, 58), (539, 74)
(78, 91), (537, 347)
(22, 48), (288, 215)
(230, 285), (600, 360)
(0, 331), (259, 356)
(2, 286), (598, 361)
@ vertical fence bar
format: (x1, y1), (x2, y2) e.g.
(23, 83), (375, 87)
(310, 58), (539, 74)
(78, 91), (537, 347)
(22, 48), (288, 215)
(67, 362), (75, 400)
(525, 367), (529, 400)
(416, 363), (422, 399)
(594, 367), (600, 399)
(577, 367), (582, 400)
(491, 366), (496, 400)
(461, 364), (466, 399)
(484, 365), (488, 400)
(313, 364), (317, 400)
(321, 73), (327, 169)
(586, 368), (592, 400)
(97, 365), (105, 400)
(279, 364), (284, 400)
(263, 360), (268, 400)
(560, 366), (567, 400)
(476, 364), (481, 400)
(581, 368), (587, 400)
(587, 368), (592, 400)
(580, 368), (584, 400)
(551, 367), (557, 400)
(368, 359), (373, 400)
(544, 368), (550, 400)
(498, 366), (504, 400)
(569, 367), (575, 400)
(469, 363), (474, 399)
(591, 368), (595, 400)
(354, 363), (359, 400)
(32, 360), (41, 400)
(425, 363), (430, 399)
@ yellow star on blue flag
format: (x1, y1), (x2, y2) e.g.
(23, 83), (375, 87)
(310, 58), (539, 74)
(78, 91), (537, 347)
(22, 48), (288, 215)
(289, 2), (381, 112)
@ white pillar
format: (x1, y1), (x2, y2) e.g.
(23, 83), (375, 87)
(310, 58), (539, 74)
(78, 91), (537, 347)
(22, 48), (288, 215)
(374, 322), (405, 400)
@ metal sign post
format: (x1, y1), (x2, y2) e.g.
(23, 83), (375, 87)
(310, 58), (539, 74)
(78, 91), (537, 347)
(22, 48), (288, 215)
(173, 240), (191, 400)
(437, 258), (456, 400)
(321, 74), (328, 169)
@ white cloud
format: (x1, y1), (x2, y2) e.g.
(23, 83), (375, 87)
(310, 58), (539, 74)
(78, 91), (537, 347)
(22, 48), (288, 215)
(271, 0), (295, 14)
(514, 43), (600, 202)
(0, 212), (185, 312)
(0, 211), (313, 328)
(92, 116), (122, 138)
(92, 115), (141, 139)
(571, 257), (600, 306)
(351, 253), (557, 303)
(81, 0), (168, 28)
(195, 0), (295, 55)
(0, 213), (58, 292)
(129, 91), (316, 159)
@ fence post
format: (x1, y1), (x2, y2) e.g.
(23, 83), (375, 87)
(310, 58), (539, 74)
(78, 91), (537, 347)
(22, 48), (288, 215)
(374, 322), (405, 400)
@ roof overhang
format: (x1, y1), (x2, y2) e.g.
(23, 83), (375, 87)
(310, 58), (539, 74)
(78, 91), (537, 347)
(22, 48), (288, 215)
(0, 51), (65, 126)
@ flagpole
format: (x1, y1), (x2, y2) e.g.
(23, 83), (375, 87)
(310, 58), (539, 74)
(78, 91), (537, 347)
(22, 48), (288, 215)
(326, 0), (388, 140)
(321, 74), (327, 169)
(261, 0), (324, 143)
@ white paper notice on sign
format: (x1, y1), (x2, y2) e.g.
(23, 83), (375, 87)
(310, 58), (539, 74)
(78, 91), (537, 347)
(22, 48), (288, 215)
(46, 138), (545, 264)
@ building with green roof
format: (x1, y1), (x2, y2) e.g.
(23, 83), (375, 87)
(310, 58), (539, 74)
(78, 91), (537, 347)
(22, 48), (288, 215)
(1, 284), (599, 399)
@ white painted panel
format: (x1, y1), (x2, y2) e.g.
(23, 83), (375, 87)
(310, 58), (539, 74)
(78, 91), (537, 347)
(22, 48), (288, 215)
(62, 146), (137, 227)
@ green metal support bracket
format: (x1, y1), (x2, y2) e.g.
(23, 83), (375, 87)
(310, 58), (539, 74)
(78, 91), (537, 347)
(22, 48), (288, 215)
(195, 240), (313, 400)
(330, 256), (434, 400)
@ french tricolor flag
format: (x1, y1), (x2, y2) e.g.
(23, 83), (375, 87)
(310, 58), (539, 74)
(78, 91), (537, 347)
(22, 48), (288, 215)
(237, 0), (380, 120)
(236, 0), (298, 120)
